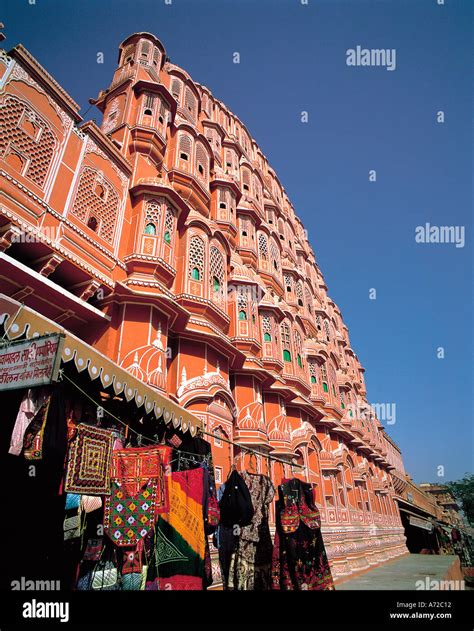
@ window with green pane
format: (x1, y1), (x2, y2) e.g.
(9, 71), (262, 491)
(322, 382), (329, 393)
(263, 332), (271, 342)
(191, 267), (200, 280)
(283, 349), (292, 362)
(144, 222), (156, 235)
(238, 310), (247, 320)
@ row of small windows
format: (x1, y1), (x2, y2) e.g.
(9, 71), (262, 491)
(122, 40), (162, 69)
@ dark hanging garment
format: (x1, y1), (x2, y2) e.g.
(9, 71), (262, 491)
(219, 469), (254, 528)
(228, 472), (275, 590)
(214, 483), (238, 591)
(215, 471), (255, 590)
(1, 384), (68, 590)
(272, 478), (334, 590)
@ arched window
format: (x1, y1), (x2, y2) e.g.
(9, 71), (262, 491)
(237, 286), (248, 321)
(296, 282), (304, 307)
(294, 330), (304, 369)
(218, 189), (227, 211)
(163, 206), (175, 246)
(324, 319), (330, 341)
(195, 142), (209, 182)
(258, 233), (268, 261)
(281, 323), (292, 362)
(121, 44), (134, 66)
(339, 389), (345, 409)
(262, 312), (272, 343)
(140, 40), (151, 61)
(144, 200), (161, 234)
(178, 133), (192, 165)
(143, 93), (156, 118)
(309, 360), (318, 384)
(188, 235), (205, 281)
(241, 168), (251, 193)
(321, 364), (329, 392)
(270, 241), (280, 273)
(210, 246), (225, 305)
(329, 362), (337, 397)
(171, 78), (182, 102)
(184, 86), (197, 121)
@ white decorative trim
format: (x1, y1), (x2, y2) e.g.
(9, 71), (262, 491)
(84, 137), (128, 189)
(10, 62), (73, 134)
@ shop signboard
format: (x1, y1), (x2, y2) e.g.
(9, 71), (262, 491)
(0, 334), (64, 391)
(409, 515), (433, 532)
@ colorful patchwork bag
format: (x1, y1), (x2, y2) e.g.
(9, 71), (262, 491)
(104, 446), (169, 547)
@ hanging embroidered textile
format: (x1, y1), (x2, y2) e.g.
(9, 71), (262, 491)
(146, 468), (207, 590)
(65, 424), (114, 495)
(104, 446), (169, 547)
(271, 478), (334, 590)
(227, 472), (275, 591)
(9, 387), (50, 456)
(22, 394), (53, 460)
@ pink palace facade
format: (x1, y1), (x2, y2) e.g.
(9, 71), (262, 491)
(0, 32), (408, 581)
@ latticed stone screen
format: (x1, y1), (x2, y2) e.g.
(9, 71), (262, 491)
(210, 246), (225, 305)
(195, 142), (208, 182)
(270, 241), (280, 272)
(188, 235), (205, 280)
(0, 96), (56, 187)
(145, 199), (161, 226)
(70, 167), (120, 243)
(258, 233), (268, 260)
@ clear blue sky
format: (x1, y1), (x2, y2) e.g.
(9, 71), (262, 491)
(3, 0), (472, 483)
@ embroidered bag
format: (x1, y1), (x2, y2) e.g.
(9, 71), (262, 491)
(91, 546), (119, 590)
(81, 495), (102, 514)
(104, 446), (169, 547)
(65, 424), (114, 495)
(64, 514), (81, 541)
(65, 493), (80, 510)
(83, 538), (103, 562)
(91, 561), (118, 590)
